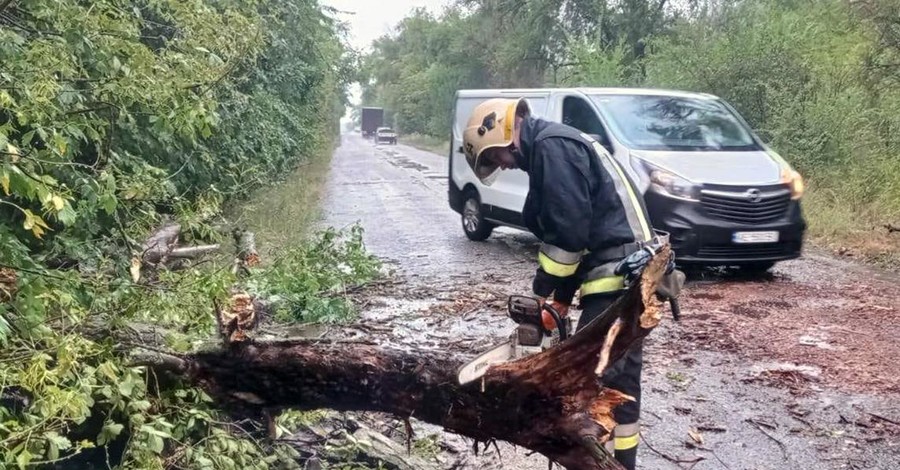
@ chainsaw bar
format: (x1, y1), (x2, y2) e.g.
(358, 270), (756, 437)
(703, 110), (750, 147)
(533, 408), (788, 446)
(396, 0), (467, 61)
(457, 341), (514, 385)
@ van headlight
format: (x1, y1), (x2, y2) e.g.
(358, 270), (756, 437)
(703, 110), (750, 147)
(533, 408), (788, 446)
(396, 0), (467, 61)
(649, 168), (699, 201)
(781, 168), (805, 200)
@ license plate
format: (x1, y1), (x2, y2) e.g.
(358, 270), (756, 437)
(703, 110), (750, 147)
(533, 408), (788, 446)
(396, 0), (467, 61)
(733, 231), (779, 244)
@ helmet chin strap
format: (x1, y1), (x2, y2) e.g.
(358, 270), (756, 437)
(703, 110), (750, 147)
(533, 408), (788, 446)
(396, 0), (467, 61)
(511, 145), (528, 171)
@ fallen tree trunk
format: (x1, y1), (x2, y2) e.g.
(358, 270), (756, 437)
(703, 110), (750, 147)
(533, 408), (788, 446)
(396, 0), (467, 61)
(146, 248), (672, 470)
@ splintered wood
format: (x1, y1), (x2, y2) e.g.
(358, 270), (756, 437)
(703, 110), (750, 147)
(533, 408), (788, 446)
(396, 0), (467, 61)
(596, 318), (624, 375)
(216, 292), (258, 343)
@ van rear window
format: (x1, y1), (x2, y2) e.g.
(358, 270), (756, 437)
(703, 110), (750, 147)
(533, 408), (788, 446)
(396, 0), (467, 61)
(590, 95), (761, 151)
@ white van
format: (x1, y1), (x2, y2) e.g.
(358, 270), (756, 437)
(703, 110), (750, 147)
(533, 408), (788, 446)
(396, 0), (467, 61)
(447, 88), (807, 270)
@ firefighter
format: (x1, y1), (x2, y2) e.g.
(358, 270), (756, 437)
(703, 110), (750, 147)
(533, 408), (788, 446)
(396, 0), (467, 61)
(462, 98), (668, 469)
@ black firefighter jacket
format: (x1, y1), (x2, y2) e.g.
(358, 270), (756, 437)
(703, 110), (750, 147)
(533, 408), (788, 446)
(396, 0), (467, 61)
(514, 116), (655, 304)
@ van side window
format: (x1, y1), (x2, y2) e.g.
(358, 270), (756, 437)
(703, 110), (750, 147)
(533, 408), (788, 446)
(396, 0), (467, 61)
(562, 96), (612, 151)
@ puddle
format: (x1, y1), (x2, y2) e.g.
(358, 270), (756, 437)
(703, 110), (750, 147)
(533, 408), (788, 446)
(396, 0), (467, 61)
(386, 155), (430, 172)
(749, 361), (822, 379)
(798, 328), (846, 351)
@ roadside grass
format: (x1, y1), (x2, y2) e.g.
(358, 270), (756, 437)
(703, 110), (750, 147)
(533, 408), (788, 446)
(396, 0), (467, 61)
(226, 148), (335, 258)
(401, 133), (450, 156)
(224, 139), (383, 325)
(803, 188), (900, 270)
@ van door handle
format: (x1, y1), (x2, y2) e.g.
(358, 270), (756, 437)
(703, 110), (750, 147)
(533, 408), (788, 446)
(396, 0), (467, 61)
(457, 146), (464, 153)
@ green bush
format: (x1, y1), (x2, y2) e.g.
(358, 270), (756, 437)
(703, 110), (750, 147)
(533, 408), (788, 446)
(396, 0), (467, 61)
(0, 0), (360, 467)
(250, 226), (382, 324)
(636, 0), (900, 242)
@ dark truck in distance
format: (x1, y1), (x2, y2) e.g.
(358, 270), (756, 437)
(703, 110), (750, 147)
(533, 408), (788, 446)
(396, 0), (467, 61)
(360, 107), (384, 138)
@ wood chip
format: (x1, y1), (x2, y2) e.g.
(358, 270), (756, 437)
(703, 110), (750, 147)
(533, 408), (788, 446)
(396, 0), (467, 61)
(688, 428), (705, 445)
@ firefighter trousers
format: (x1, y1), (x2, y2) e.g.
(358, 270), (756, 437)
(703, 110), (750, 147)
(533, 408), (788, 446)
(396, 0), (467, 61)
(577, 292), (643, 470)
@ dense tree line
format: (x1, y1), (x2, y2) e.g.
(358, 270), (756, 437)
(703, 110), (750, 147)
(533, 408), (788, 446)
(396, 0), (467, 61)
(362, 0), (900, 239)
(1, 1), (360, 468)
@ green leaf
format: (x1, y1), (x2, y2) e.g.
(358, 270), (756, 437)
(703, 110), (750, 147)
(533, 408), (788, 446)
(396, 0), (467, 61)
(130, 399), (152, 412)
(148, 434), (164, 454)
(99, 193), (117, 215)
(57, 204), (77, 225)
(16, 449), (31, 470)
(44, 431), (71, 461)
(1, 169), (9, 196)
(118, 374), (135, 397)
(142, 425), (173, 438)
(52, 133), (67, 156)
(98, 361), (119, 381)
(97, 422), (124, 445)
(45, 431), (72, 450)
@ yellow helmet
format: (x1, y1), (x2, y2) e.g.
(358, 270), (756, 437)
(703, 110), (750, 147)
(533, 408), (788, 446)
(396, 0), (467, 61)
(462, 98), (530, 184)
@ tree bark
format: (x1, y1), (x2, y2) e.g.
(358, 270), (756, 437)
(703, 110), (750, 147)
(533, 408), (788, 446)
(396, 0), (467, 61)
(149, 248), (672, 470)
(232, 228), (260, 274)
(140, 221), (181, 265)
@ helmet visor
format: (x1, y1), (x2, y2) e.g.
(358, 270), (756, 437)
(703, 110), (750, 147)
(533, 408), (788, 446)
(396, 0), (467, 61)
(472, 145), (508, 185)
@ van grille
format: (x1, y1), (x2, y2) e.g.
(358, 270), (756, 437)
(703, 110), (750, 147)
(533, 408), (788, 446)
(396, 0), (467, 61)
(700, 187), (791, 224)
(697, 243), (792, 259)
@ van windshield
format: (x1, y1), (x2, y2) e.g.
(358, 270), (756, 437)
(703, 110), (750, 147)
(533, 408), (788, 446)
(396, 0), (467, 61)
(589, 94), (760, 151)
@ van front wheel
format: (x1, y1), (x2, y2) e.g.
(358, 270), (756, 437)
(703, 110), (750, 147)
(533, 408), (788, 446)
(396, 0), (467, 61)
(462, 193), (494, 241)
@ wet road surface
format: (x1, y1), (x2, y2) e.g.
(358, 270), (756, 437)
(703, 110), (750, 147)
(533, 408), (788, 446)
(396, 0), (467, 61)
(320, 134), (900, 469)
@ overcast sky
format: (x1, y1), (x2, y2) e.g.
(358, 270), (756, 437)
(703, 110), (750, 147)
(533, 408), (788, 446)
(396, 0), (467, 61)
(322, 0), (453, 115)
(322, 0), (453, 52)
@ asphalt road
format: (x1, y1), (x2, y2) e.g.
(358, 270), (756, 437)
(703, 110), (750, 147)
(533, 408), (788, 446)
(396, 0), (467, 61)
(320, 134), (900, 470)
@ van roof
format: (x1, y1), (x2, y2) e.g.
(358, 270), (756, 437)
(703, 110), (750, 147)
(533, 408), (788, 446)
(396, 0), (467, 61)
(456, 87), (719, 100)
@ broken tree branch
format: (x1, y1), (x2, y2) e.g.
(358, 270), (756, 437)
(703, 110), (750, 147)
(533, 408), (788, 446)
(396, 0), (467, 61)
(168, 244), (221, 259)
(137, 247), (673, 469)
(140, 221), (181, 265)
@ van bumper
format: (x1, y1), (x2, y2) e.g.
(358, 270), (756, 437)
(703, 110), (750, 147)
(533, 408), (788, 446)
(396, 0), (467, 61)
(645, 191), (806, 265)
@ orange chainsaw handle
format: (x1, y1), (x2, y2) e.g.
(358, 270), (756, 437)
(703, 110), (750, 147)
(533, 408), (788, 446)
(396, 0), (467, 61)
(541, 301), (569, 341)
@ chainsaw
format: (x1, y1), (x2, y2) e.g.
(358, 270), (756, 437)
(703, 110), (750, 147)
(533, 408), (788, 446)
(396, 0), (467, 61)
(457, 295), (571, 385)
(456, 291), (683, 386)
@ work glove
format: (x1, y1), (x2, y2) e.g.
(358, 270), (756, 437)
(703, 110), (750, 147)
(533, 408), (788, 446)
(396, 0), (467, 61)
(615, 241), (675, 284)
(614, 248), (653, 284)
(664, 250), (676, 275)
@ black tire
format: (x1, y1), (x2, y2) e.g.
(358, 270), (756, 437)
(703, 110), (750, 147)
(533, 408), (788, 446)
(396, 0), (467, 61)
(739, 261), (776, 274)
(461, 191), (494, 241)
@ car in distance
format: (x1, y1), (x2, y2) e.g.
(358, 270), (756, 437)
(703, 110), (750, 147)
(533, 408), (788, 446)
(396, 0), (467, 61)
(376, 127), (398, 145)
